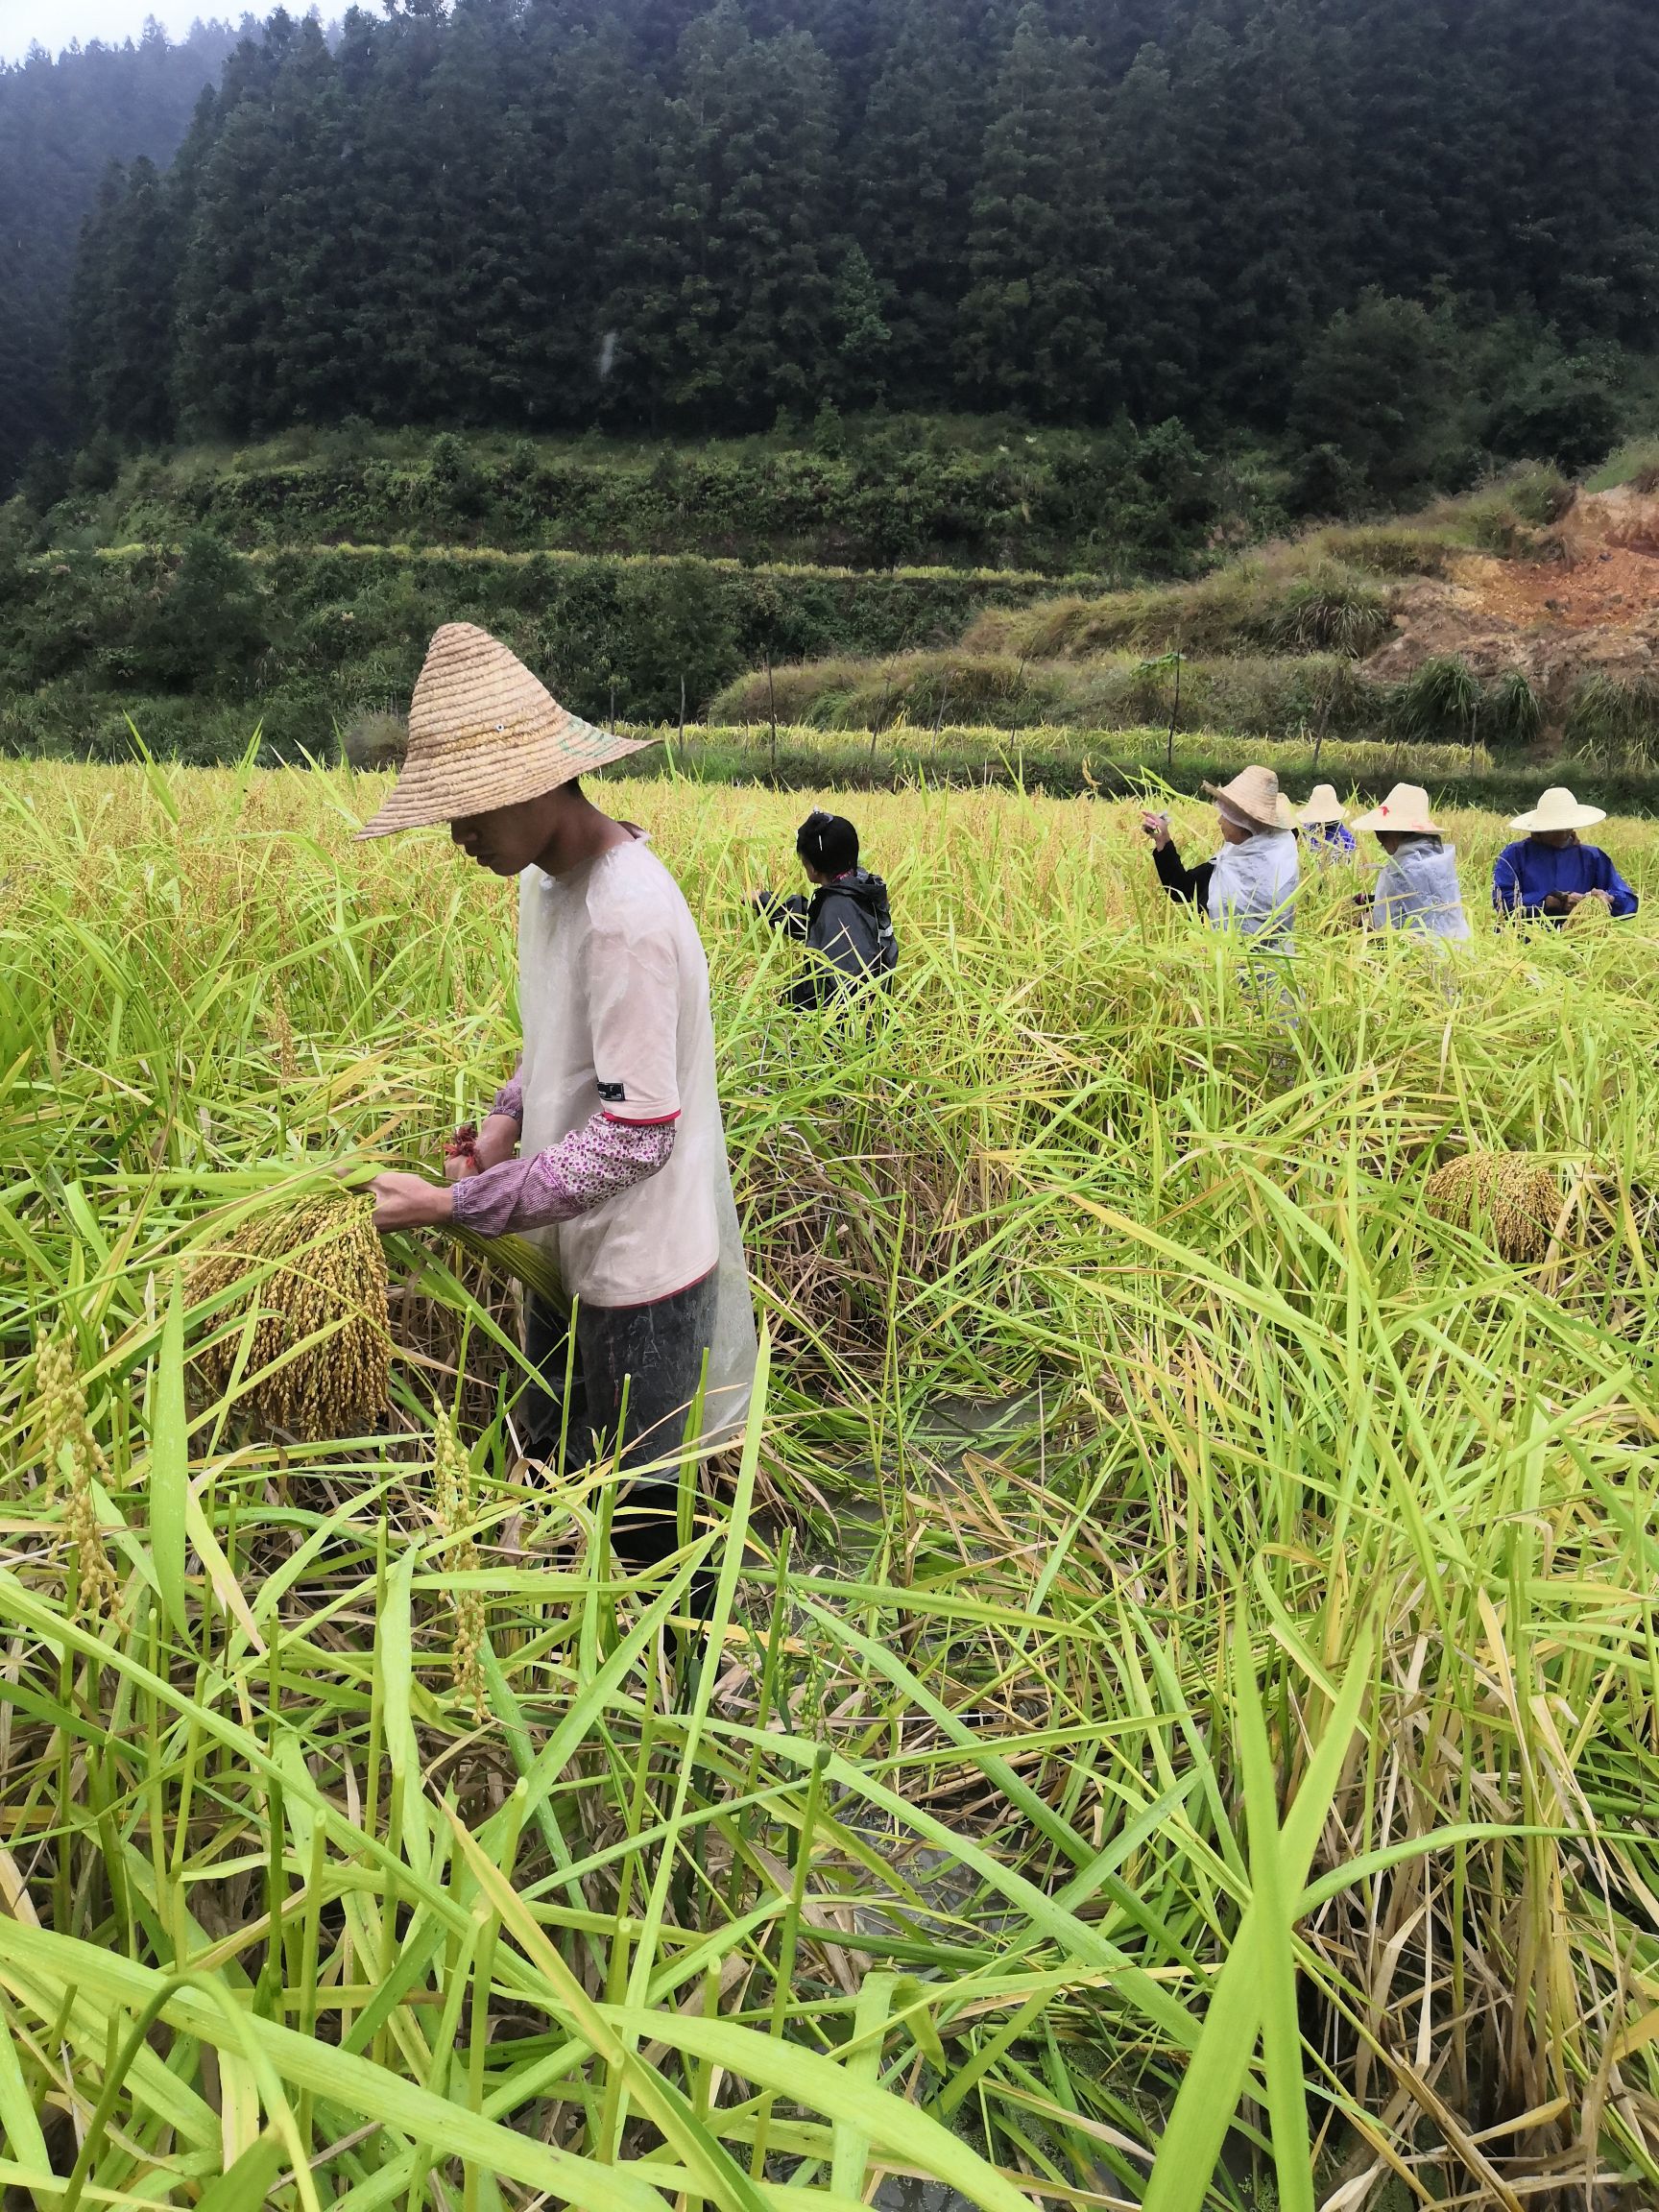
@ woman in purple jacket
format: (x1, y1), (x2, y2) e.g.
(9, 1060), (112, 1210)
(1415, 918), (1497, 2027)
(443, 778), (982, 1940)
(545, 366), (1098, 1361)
(1493, 787), (1638, 923)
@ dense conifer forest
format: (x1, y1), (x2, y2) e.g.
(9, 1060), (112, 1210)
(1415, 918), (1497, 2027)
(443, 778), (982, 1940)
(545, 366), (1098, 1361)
(0, 19), (242, 490)
(8, 0), (1657, 510)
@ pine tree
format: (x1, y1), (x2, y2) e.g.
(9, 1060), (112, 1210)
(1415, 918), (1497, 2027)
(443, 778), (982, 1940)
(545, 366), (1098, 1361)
(955, 5), (1115, 418)
(67, 158), (180, 445)
(0, 16), (237, 486)
(843, 0), (987, 409)
(608, 4), (839, 423)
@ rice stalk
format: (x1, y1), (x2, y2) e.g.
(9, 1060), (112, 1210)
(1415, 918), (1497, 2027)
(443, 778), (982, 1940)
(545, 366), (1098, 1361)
(432, 1404), (486, 1714)
(0, 760), (1657, 2203)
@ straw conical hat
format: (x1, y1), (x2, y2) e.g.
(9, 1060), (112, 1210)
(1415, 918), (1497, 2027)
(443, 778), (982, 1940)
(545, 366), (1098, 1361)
(1297, 782), (1347, 826)
(356, 624), (654, 838)
(1351, 782), (1441, 835)
(1509, 785), (1605, 833)
(1202, 763), (1293, 831)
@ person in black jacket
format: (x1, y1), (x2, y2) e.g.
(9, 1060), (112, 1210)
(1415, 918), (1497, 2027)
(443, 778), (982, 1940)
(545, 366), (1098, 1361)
(755, 810), (898, 1009)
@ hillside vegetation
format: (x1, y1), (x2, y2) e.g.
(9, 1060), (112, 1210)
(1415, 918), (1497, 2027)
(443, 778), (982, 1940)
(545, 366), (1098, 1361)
(713, 459), (1659, 773)
(14, 419), (1241, 575)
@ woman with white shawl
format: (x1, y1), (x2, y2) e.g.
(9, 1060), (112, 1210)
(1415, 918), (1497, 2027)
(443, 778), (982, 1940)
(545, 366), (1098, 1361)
(1351, 782), (1470, 941)
(1142, 765), (1300, 943)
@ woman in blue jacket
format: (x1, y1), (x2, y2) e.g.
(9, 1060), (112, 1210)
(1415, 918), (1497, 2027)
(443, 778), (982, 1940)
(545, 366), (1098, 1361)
(1494, 787), (1638, 923)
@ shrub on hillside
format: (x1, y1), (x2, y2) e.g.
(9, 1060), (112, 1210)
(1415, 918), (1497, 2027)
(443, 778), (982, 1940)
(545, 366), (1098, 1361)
(108, 534), (271, 693)
(1481, 667), (1545, 750)
(1566, 671), (1659, 769)
(342, 711), (408, 770)
(1460, 465), (1573, 552)
(1288, 293), (1467, 510)
(1481, 358), (1623, 476)
(709, 649), (1379, 739)
(1390, 656), (1482, 745)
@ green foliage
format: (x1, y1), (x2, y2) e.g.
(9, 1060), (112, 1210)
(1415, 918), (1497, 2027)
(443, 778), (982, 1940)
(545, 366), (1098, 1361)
(108, 534), (271, 694)
(1389, 655), (1482, 746)
(1482, 666), (1546, 750)
(1287, 292), (1468, 511)
(1481, 354), (1624, 474)
(53, 420), (1245, 576)
(1566, 670), (1659, 769)
(0, 541), (1108, 739)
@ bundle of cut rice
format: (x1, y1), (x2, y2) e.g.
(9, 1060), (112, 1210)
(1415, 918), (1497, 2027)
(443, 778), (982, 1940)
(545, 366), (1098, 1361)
(1422, 1151), (1562, 1264)
(190, 1191), (392, 1439)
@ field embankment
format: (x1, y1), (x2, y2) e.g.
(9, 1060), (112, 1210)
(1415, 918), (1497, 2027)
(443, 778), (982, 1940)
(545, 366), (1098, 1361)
(6, 761), (1659, 2201)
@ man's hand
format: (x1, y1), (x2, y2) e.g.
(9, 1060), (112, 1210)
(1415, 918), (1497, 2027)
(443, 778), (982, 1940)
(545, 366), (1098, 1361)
(370, 1172), (456, 1231)
(1543, 892), (1573, 915)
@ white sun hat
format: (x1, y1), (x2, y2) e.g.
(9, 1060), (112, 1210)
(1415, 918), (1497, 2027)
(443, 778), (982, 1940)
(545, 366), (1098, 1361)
(1509, 786), (1606, 834)
(1297, 783), (1348, 826)
(1351, 782), (1442, 835)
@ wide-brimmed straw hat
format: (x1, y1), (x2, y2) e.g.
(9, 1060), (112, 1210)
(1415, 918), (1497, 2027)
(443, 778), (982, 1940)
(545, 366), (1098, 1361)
(1201, 764), (1293, 832)
(1351, 782), (1441, 835)
(1297, 783), (1348, 826)
(1509, 785), (1605, 834)
(355, 623), (654, 838)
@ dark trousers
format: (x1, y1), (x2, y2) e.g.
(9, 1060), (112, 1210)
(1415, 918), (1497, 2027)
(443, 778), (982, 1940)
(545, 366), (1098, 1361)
(523, 1269), (719, 1617)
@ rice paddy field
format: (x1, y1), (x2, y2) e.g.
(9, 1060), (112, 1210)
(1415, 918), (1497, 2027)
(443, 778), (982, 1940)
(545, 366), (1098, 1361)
(5, 757), (1659, 2211)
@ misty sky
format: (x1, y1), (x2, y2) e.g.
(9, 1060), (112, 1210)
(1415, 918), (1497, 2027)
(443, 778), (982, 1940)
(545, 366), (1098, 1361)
(1, 3), (223, 61)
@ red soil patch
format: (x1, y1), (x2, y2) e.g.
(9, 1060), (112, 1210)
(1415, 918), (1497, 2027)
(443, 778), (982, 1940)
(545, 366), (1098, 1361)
(1364, 488), (1659, 703)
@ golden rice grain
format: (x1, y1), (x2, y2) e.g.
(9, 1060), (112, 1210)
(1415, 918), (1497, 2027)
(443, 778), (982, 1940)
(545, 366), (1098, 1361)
(34, 1333), (120, 1621)
(1423, 1150), (1561, 1264)
(433, 1407), (486, 1716)
(189, 1191), (391, 1439)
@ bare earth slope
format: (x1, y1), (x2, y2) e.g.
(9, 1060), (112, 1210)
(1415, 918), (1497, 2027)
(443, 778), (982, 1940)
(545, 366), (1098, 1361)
(1368, 486), (1659, 705)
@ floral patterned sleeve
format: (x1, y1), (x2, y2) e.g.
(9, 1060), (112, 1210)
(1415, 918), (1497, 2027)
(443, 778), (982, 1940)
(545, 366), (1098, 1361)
(450, 1111), (675, 1238)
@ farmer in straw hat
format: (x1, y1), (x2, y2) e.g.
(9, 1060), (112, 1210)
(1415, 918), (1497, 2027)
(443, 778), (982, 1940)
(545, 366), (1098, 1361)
(360, 624), (757, 1614)
(1350, 782), (1470, 940)
(1493, 786), (1638, 923)
(1142, 764), (1299, 941)
(1295, 784), (1356, 860)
